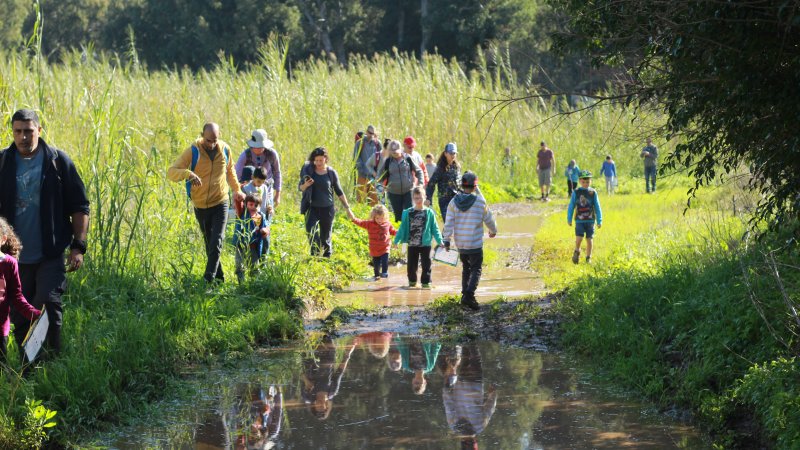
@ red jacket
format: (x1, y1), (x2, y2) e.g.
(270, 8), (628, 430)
(0, 255), (41, 336)
(352, 218), (397, 257)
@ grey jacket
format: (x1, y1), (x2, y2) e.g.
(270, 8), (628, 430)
(641, 144), (659, 168)
(377, 155), (424, 195)
(353, 137), (382, 178)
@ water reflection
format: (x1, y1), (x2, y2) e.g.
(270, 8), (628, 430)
(110, 333), (708, 449)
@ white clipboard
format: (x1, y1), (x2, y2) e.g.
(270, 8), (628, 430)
(22, 310), (49, 363)
(433, 246), (459, 267)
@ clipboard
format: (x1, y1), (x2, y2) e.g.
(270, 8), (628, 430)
(21, 310), (49, 363)
(433, 246), (459, 267)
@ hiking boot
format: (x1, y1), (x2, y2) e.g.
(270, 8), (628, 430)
(585, 256), (592, 264)
(421, 283), (432, 289)
(572, 250), (580, 264)
(381, 273), (389, 278)
(460, 294), (481, 311)
(368, 276), (380, 282)
(408, 282), (417, 288)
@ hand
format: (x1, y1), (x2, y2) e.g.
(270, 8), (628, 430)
(233, 191), (245, 203)
(488, 232), (497, 238)
(346, 209), (355, 220)
(567, 222), (572, 227)
(266, 205), (274, 216)
(597, 224), (602, 229)
(424, 199), (431, 207)
(301, 178), (315, 190)
(187, 171), (202, 186)
(444, 242), (450, 252)
(67, 250), (84, 272)
(273, 193), (281, 208)
(260, 228), (269, 237)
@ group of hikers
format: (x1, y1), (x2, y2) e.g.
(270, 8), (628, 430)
(0, 108), (659, 365)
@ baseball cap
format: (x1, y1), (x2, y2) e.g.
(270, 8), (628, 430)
(403, 136), (417, 148)
(444, 142), (458, 154)
(461, 171), (478, 187)
(578, 170), (593, 179)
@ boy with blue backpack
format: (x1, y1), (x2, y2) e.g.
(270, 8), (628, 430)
(567, 170), (603, 264)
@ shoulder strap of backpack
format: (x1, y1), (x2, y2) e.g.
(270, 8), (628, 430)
(244, 148), (253, 166)
(186, 145), (200, 199)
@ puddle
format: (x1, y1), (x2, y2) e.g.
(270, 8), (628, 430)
(106, 336), (708, 449)
(331, 215), (545, 312)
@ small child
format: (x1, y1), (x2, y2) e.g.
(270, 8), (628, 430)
(347, 205), (397, 281)
(394, 186), (443, 289)
(565, 159), (581, 196)
(599, 155), (617, 194)
(424, 153), (437, 181)
(244, 167), (275, 220)
(0, 218), (42, 362)
(233, 193), (270, 283)
(567, 170), (603, 264)
(442, 171), (498, 311)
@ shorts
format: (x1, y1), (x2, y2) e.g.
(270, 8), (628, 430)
(538, 168), (552, 186)
(575, 222), (595, 239)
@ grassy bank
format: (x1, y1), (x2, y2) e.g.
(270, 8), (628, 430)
(532, 188), (800, 447)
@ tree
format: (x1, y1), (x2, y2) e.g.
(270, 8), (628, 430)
(551, 0), (800, 232)
(0, 0), (31, 51)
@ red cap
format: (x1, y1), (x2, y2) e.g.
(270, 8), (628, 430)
(403, 136), (417, 148)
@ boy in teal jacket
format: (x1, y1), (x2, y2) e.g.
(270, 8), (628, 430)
(567, 170), (603, 264)
(394, 186), (443, 288)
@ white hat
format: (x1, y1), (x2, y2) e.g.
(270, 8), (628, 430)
(247, 129), (274, 149)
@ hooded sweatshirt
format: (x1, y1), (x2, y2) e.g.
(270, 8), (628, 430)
(168, 138), (241, 209)
(442, 192), (497, 254)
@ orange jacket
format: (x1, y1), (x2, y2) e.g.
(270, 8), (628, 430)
(168, 138), (241, 209)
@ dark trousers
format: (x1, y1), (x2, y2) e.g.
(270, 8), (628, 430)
(407, 246), (432, 284)
(306, 206), (335, 257)
(645, 166), (657, 192)
(11, 256), (66, 356)
(0, 335), (7, 362)
(438, 196), (453, 223)
(387, 191), (412, 222)
(194, 202), (228, 282)
(567, 179), (576, 196)
(459, 250), (484, 297)
(372, 253), (389, 277)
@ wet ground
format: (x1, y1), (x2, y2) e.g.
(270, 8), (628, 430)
(108, 339), (708, 449)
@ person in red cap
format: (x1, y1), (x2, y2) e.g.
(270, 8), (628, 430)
(403, 136), (428, 186)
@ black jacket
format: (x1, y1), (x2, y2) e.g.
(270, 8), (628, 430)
(0, 139), (90, 259)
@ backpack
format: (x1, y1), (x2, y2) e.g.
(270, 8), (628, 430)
(380, 155), (416, 186)
(185, 144), (230, 199)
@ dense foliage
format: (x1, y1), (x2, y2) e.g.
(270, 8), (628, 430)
(551, 0), (800, 232)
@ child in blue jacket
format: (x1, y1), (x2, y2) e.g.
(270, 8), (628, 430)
(567, 171), (602, 264)
(599, 155), (617, 194)
(394, 186), (443, 289)
(233, 193), (270, 282)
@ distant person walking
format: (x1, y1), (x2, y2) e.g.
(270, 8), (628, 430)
(425, 143), (461, 222)
(403, 136), (429, 186)
(353, 125), (382, 204)
(564, 159), (581, 196)
(599, 155), (617, 194)
(502, 147), (517, 179)
(299, 147), (351, 258)
(424, 153), (437, 180)
(641, 138), (659, 193)
(168, 122), (243, 284)
(377, 140), (424, 222)
(235, 129), (282, 208)
(0, 109), (90, 357)
(536, 141), (556, 201)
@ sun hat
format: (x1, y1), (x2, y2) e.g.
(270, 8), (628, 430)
(461, 171), (478, 187)
(367, 124), (376, 134)
(403, 136), (417, 148)
(444, 142), (458, 154)
(247, 129), (274, 149)
(578, 170), (593, 179)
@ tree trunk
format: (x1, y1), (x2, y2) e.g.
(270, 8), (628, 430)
(420, 0), (429, 55)
(298, 0), (335, 54)
(397, 2), (405, 48)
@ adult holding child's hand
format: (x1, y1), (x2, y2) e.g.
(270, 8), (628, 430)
(299, 147), (350, 258)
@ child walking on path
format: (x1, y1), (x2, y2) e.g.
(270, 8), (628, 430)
(0, 218), (42, 361)
(565, 160), (581, 196)
(347, 205), (397, 280)
(442, 172), (498, 311)
(233, 194), (270, 283)
(394, 187), (443, 289)
(599, 155), (617, 194)
(567, 171), (603, 264)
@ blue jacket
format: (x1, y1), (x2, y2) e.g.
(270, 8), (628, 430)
(567, 187), (602, 225)
(0, 140), (90, 258)
(394, 206), (443, 247)
(565, 165), (581, 182)
(233, 209), (268, 255)
(600, 161), (617, 178)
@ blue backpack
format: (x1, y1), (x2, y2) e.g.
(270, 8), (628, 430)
(185, 144), (231, 199)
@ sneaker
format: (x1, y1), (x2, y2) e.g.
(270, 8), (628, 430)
(408, 282), (417, 288)
(585, 256), (592, 263)
(421, 283), (432, 289)
(460, 294), (481, 311)
(571, 250), (580, 264)
(381, 273), (389, 278)
(368, 276), (380, 282)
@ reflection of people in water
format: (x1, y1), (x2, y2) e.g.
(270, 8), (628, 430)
(396, 336), (441, 395)
(301, 334), (357, 420)
(195, 383), (283, 450)
(441, 343), (497, 449)
(355, 330), (393, 358)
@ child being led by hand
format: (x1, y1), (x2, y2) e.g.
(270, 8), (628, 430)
(567, 170), (603, 264)
(233, 193), (270, 283)
(393, 186), (443, 289)
(347, 205), (397, 281)
(0, 218), (43, 362)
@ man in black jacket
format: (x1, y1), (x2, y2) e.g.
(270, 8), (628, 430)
(0, 109), (90, 357)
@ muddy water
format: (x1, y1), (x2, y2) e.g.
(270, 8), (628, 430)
(108, 338), (708, 449)
(333, 215), (546, 309)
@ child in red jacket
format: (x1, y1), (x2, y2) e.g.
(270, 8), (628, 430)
(0, 218), (42, 362)
(347, 205), (397, 280)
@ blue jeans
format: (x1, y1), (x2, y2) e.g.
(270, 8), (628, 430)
(644, 166), (657, 192)
(459, 250), (484, 297)
(438, 196), (454, 222)
(372, 253), (389, 277)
